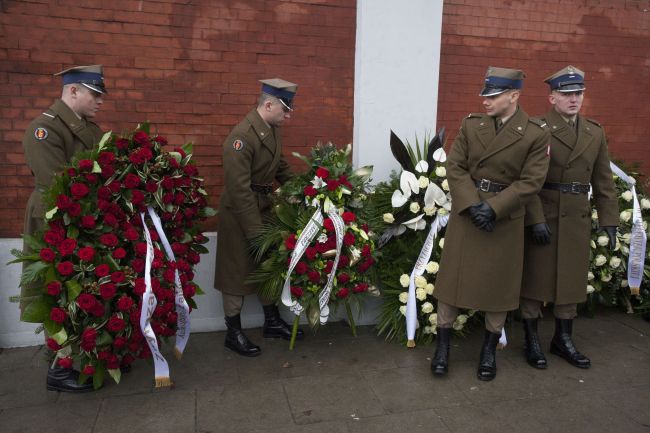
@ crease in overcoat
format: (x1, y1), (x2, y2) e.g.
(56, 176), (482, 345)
(522, 109), (618, 304)
(434, 107), (550, 312)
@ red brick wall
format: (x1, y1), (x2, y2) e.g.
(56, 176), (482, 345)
(0, 0), (356, 237)
(437, 0), (650, 180)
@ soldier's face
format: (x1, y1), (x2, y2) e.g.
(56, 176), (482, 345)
(267, 99), (291, 127)
(482, 90), (518, 118)
(549, 91), (583, 117)
(74, 85), (104, 119)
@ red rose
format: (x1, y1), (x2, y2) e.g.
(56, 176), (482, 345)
(46, 280), (62, 296)
(342, 212), (356, 224)
(343, 232), (355, 246)
(303, 185), (317, 197)
(115, 138), (129, 150)
(361, 244), (372, 257)
(58, 238), (77, 256)
(308, 270), (321, 283)
(324, 260), (334, 273)
(290, 286), (304, 298)
(84, 173), (99, 184)
(156, 136), (169, 146)
(81, 327), (97, 343)
(82, 365), (95, 376)
(107, 316), (126, 333)
(295, 261), (308, 275)
(134, 278), (146, 296)
(305, 247), (318, 260)
(184, 164), (198, 177)
(57, 357), (73, 369)
(79, 159), (93, 172)
(108, 180), (121, 194)
(79, 215), (96, 229)
(78, 246), (95, 262)
(67, 202), (82, 217)
(131, 190), (145, 206)
(111, 271), (125, 283)
(56, 194), (72, 210)
(67, 167), (77, 177)
(161, 177), (174, 190)
(124, 227), (139, 241)
(97, 186), (112, 201)
(77, 293), (97, 311)
(122, 354), (135, 366)
(39, 248), (56, 262)
(338, 175), (352, 188)
(99, 283), (117, 300)
(338, 273), (350, 284)
(98, 151), (116, 165)
(183, 284), (196, 298)
(113, 336), (127, 349)
(327, 179), (340, 191)
(323, 218), (334, 232)
(91, 303), (105, 317)
(46, 338), (61, 351)
(70, 182), (90, 200)
(339, 255), (350, 267)
(95, 264), (110, 277)
(50, 307), (67, 324)
(336, 287), (350, 298)
(124, 173), (141, 189)
(117, 296), (135, 311)
(145, 181), (158, 193)
(353, 283), (369, 293)
(131, 258), (145, 273)
(172, 242), (188, 255)
(103, 213), (118, 227)
(101, 165), (115, 179)
(163, 268), (176, 283)
(133, 131), (150, 145)
(99, 233), (118, 248)
(112, 248), (127, 259)
(98, 350), (112, 361)
(44, 230), (63, 246)
(107, 354), (121, 370)
(316, 167), (329, 179)
(284, 234), (297, 250)
(57, 261), (74, 276)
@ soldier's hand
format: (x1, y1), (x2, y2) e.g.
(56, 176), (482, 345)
(600, 226), (617, 250)
(529, 222), (551, 245)
(469, 201), (495, 231)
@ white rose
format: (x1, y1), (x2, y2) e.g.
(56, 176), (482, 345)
(641, 198), (650, 209)
(594, 254), (607, 266)
(597, 235), (609, 247)
(435, 166), (446, 177)
(587, 271), (594, 280)
(621, 190), (633, 202)
(418, 176), (430, 189)
(442, 179), (449, 191)
(586, 284), (595, 294)
(399, 274), (410, 287)
(429, 313), (438, 325)
(383, 213), (395, 223)
(416, 288), (427, 301)
(424, 206), (436, 216)
(421, 302), (434, 314)
(644, 221), (648, 230)
(398, 292), (408, 303)
(409, 202), (421, 213)
(590, 240), (597, 249)
(591, 209), (598, 221)
(601, 273), (612, 282)
(609, 256), (622, 268)
(423, 326), (434, 334)
(621, 279), (629, 287)
(425, 283), (435, 295)
(426, 261), (440, 274)
(399, 306), (407, 316)
(439, 238), (445, 249)
(415, 275), (427, 288)
(621, 233), (631, 244)
(621, 245), (630, 255)
(453, 321), (464, 331)
(456, 314), (468, 325)
(620, 210), (632, 223)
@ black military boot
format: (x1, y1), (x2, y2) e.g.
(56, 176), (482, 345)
(224, 314), (261, 357)
(477, 330), (501, 381)
(523, 318), (547, 369)
(262, 304), (304, 340)
(46, 367), (94, 393)
(550, 318), (590, 369)
(431, 327), (452, 376)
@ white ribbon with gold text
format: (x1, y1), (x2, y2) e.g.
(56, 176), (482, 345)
(317, 204), (345, 324)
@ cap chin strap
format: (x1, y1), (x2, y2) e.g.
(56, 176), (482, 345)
(277, 98), (293, 112)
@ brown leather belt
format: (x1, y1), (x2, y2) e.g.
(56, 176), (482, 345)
(473, 178), (509, 193)
(251, 183), (273, 194)
(543, 181), (590, 194)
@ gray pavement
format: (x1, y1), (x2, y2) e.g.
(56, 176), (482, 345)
(0, 309), (649, 433)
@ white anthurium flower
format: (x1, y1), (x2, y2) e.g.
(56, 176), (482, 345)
(400, 170), (420, 196)
(403, 214), (426, 231)
(395, 225), (407, 236)
(415, 160), (429, 174)
(311, 176), (326, 189)
(391, 189), (410, 208)
(433, 148), (447, 162)
(424, 182), (452, 212)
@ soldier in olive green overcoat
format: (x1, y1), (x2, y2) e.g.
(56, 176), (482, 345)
(520, 66), (619, 370)
(431, 67), (550, 381)
(214, 79), (303, 357)
(22, 65), (107, 392)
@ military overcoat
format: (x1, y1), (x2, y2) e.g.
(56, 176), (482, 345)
(214, 109), (292, 296)
(434, 107), (550, 312)
(21, 99), (103, 309)
(521, 109), (618, 304)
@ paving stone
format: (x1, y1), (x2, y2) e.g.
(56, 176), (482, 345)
(0, 366), (58, 410)
(0, 345), (42, 371)
(435, 403), (521, 433)
(347, 408), (451, 433)
(0, 398), (101, 433)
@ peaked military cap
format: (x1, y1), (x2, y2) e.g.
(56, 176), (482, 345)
(544, 65), (585, 92)
(54, 65), (107, 94)
(479, 66), (525, 97)
(259, 78), (298, 110)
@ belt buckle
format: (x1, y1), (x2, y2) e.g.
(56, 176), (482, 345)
(569, 182), (581, 194)
(479, 178), (491, 192)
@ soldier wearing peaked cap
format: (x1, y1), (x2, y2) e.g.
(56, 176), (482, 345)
(431, 66), (550, 381)
(520, 66), (618, 370)
(214, 78), (304, 357)
(21, 65), (107, 393)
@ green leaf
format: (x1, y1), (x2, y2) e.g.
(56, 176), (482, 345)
(22, 233), (43, 252)
(92, 161), (102, 173)
(66, 280), (83, 301)
(201, 206), (217, 217)
(169, 151), (182, 163)
(186, 297), (198, 309)
(21, 297), (52, 323)
(20, 261), (50, 287)
(44, 317), (63, 335)
(45, 206), (59, 220)
(96, 330), (113, 347)
(192, 244), (209, 254)
(63, 212), (71, 226)
(51, 327), (68, 345)
(181, 142), (194, 155)
(67, 225), (79, 239)
(7, 249), (39, 265)
(93, 364), (105, 390)
(107, 368), (121, 384)
(96, 131), (112, 152)
(194, 284), (205, 295)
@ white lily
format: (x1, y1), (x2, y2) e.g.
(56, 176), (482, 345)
(432, 148), (447, 162)
(311, 176), (327, 189)
(415, 160), (429, 174)
(402, 214), (426, 231)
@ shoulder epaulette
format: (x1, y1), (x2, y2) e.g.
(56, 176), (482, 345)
(466, 113), (482, 119)
(528, 117), (547, 129)
(585, 118), (602, 127)
(42, 112), (55, 119)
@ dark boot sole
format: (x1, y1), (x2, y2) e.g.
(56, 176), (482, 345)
(224, 342), (262, 357)
(550, 346), (590, 369)
(477, 371), (496, 381)
(526, 359), (548, 369)
(431, 366), (448, 376)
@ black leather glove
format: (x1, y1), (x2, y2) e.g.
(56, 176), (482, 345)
(469, 201), (496, 232)
(529, 222), (551, 245)
(600, 226), (617, 250)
